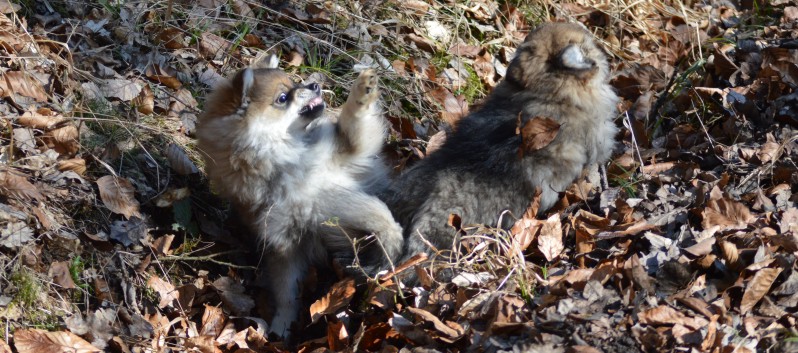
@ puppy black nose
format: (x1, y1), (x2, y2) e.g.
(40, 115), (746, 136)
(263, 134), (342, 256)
(307, 82), (320, 94)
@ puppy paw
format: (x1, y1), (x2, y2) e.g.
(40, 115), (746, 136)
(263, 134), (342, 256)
(351, 69), (379, 107)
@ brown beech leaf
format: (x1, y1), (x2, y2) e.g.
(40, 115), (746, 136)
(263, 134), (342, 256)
(184, 336), (219, 353)
(57, 158), (87, 176)
(17, 109), (61, 129)
(147, 275), (179, 309)
(49, 261), (77, 289)
(429, 87), (468, 126)
(132, 84), (154, 115)
(14, 329), (101, 353)
(537, 214), (564, 262)
(406, 307), (460, 338)
(639, 305), (690, 327)
(326, 321), (348, 351)
(166, 143), (199, 175)
(212, 277), (254, 316)
(310, 278), (356, 323)
(0, 168), (44, 202)
(517, 115), (560, 157)
(96, 175), (141, 219)
(99, 79), (142, 101)
(0, 71), (48, 102)
(702, 196), (755, 232)
(200, 305), (226, 338)
(47, 124), (80, 156)
(740, 267), (782, 313)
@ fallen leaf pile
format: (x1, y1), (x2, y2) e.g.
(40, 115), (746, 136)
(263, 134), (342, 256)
(0, 0), (796, 352)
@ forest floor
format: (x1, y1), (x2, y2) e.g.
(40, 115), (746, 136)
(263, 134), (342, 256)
(0, 0), (797, 352)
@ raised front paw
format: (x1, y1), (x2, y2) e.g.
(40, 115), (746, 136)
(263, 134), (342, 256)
(350, 69), (380, 107)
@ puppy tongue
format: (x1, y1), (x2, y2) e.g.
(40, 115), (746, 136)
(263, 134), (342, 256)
(307, 96), (323, 107)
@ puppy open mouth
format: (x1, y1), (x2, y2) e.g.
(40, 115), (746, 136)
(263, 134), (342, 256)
(299, 96), (325, 116)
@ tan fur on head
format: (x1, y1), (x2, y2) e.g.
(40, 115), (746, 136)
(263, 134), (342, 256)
(196, 63), (401, 342)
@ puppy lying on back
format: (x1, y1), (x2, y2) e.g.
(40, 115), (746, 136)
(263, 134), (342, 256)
(382, 22), (619, 266)
(197, 56), (402, 340)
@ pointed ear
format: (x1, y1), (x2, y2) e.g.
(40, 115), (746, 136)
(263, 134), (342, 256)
(232, 68), (254, 100)
(252, 53), (280, 69)
(265, 54), (280, 69)
(556, 45), (595, 72)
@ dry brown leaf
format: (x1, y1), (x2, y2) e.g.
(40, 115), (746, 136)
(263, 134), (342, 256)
(429, 86), (468, 126)
(199, 32), (231, 60)
(212, 277), (254, 316)
(537, 214), (563, 262)
(99, 79), (142, 101)
(146, 64), (182, 90)
(47, 124), (80, 156)
(57, 158), (87, 175)
(184, 336), (220, 353)
(425, 130), (447, 156)
(406, 307), (460, 338)
(740, 267), (782, 313)
(0, 71), (48, 102)
(639, 305), (690, 327)
(49, 261), (77, 289)
(473, 51), (497, 87)
(147, 275), (179, 309)
(166, 143), (199, 175)
(200, 305), (226, 338)
(0, 168), (44, 202)
(17, 109), (61, 129)
(326, 321), (348, 351)
(14, 329), (101, 353)
(155, 27), (186, 49)
(96, 175), (141, 219)
(133, 84), (154, 115)
(310, 278), (356, 323)
(517, 115), (561, 157)
(702, 196), (755, 231)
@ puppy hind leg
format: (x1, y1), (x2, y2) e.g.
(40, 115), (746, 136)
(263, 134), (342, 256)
(266, 250), (307, 341)
(336, 69), (386, 160)
(321, 192), (403, 275)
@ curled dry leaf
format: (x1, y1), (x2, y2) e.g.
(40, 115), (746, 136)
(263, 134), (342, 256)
(49, 261), (77, 289)
(57, 158), (87, 175)
(96, 175), (141, 219)
(740, 267), (782, 313)
(200, 305), (226, 338)
(147, 275), (179, 309)
(13, 329), (101, 353)
(212, 277), (255, 316)
(0, 168), (44, 202)
(406, 307), (460, 338)
(310, 278), (356, 323)
(17, 108), (61, 129)
(166, 143), (199, 175)
(516, 115), (561, 157)
(702, 196), (755, 232)
(47, 124), (80, 156)
(0, 71), (48, 102)
(537, 214), (564, 262)
(99, 79), (143, 101)
(132, 84), (154, 115)
(429, 87), (468, 126)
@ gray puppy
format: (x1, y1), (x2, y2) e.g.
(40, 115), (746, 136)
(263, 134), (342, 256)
(382, 23), (619, 266)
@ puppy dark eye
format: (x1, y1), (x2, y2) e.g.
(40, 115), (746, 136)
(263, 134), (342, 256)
(276, 93), (288, 104)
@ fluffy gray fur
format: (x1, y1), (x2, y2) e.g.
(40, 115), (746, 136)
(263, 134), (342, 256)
(381, 22), (619, 268)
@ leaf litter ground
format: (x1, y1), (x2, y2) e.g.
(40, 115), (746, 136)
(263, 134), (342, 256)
(0, 1), (797, 353)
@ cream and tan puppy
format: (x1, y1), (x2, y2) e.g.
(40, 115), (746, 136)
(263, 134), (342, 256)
(197, 56), (402, 339)
(382, 22), (619, 266)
